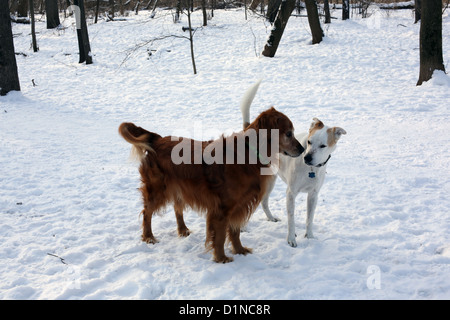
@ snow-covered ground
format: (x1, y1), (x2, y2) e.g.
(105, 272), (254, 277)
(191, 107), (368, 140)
(1, 7), (449, 300)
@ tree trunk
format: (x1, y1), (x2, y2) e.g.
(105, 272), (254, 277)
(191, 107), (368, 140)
(414, 0), (421, 23)
(417, 0), (445, 85)
(267, 0), (282, 23)
(45, 0), (60, 29)
(17, 0), (29, 17)
(262, 0), (296, 57)
(201, 0), (207, 26)
(109, 0), (115, 19)
(187, 5), (197, 74)
(323, 0), (331, 24)
(305, 0), (323, 44)
(342, 0), (349, 20)
(95, 0), (100, 23)
(29, 0), (38, 52)
(73, 0), (92, 64)
(249, 0), (262, 11)
(0, 0), (21, 95)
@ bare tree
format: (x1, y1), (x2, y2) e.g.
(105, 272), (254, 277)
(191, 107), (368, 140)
(262, 0), (296, 57)
(201, 0), (207, 26)
(0, 0), (21, 95)
(305, 0), (323, 44)
(417, 0), (445, 85)
(324, 0), (331, 24)
(95, 0), (100, 23)
(342, 0), (349, 20)
(185, 0), (197, 74)
(17, 0), (28, 17)
(267, 0), (282, 23)
(73, 0), (93, 64)
(29, 0), (38, 52)
(45, 0), (60, 28)
(262, 0), (323, 57)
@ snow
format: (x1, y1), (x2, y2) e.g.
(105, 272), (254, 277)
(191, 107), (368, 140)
(1, 7), (449, 300)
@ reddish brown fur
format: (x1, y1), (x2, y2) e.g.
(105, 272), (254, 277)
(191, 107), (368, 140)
(119, 107), (302, 263)
(308, 118), (325, 138)
(327, 127), (338, 147)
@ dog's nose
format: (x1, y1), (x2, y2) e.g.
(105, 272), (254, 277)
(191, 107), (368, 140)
(304, 154), (312, 164)
(298, 144), (305, 154)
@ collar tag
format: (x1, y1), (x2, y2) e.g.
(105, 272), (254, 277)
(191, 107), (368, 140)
(309, 172), (316, 178)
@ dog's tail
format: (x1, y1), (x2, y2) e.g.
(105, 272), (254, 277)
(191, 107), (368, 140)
(118, 122), (161, 162)
(240, 79), (262, 130)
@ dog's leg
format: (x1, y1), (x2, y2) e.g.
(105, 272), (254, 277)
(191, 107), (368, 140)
(228, 226), (252, 256)
(206, 214), (233, 263)
(286, 188), (297, 247)
(141, 208), (159, 244)
(262, 176), (280, 222)
(305, 191), (318, 238)
(174, 200), (190, 237)
(141, 186), (160, 244)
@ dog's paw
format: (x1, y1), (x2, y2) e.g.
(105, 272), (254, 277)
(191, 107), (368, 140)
(142, 235), (159, 244)
(267, 216), (281, 222)
(178, 227), (191, 237)
(304, 232), (315, 239)
(233, 246), (253, 255)
(287, 235), (297, 247)
(214, 255), (234, 264)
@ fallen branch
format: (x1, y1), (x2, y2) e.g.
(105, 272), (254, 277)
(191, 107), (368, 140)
(47, 253), (67, 265)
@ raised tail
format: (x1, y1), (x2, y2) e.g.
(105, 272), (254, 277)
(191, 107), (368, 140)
(240, 79), (262, 130)
(118, 122), (161, 162)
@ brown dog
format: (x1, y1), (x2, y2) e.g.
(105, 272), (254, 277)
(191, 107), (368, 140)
(119, 107), (303, 263)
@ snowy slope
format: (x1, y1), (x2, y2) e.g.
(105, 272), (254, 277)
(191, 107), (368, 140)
(1, 7), (449, 299)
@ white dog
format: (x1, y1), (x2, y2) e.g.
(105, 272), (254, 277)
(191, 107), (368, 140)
(241, 82), (346, 247)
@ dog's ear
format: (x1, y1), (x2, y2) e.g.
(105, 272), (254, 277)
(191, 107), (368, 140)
(310, 118), (324, 132)
(327, 127), (347, 146)
(333, 127), (347, 139)
(257, 106), (278, 129)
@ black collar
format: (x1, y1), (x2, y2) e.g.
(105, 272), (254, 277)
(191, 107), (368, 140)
(315, 155), (331, 168)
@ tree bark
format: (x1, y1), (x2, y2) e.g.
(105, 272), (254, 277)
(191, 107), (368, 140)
(17, 0), (29, 17)
(187, 6), (197, 74)
(0, 0), (21, 95)
(73, 0), (92, 64)
(262, 0), (296, 57)
(342, 0), (349, 20)
(323, 0), (331, 24)
(417, 0), (445, 85)
(95, 0), (100, 23)
(109, 0), (115, 19)
(267, 0), (282, 23)
(29, 0), (38, 52)
(201, 0), (207, 26)
(414, 0), (421, 23)
(45, 0), (61, 29)
(305, 0), (323, 44)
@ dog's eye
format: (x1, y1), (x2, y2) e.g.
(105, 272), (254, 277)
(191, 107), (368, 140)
(286, 131), (292, 138)
(307, 140), (311, 145)
(320, 145), (326, 148)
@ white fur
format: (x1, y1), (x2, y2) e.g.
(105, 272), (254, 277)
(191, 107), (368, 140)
(240, 81), (346, 247)
(240, 79), (262, 126)
(262, 123), (345, 247)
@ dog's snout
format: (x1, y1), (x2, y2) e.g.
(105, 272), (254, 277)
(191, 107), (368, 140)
(288, 140), (304, 157)
(298, 143), (305, 155)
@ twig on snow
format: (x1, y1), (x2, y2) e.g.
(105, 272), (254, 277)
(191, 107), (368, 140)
(47, 253), (68, 265)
